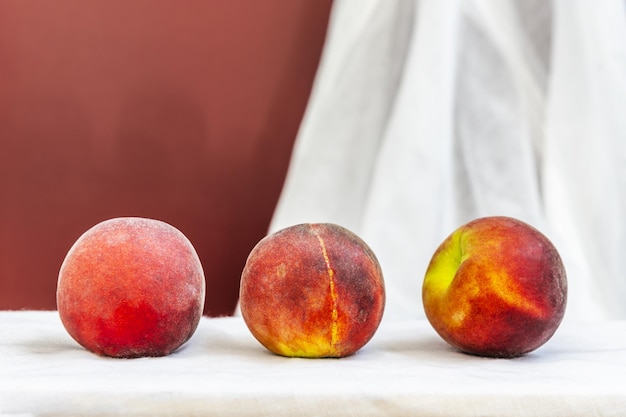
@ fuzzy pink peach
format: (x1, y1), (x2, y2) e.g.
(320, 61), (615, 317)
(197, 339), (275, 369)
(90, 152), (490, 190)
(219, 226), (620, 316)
(57, 217), (205, 358)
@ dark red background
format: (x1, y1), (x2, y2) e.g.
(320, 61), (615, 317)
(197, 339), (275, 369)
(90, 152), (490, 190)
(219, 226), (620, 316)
(0, 1), (332, 316)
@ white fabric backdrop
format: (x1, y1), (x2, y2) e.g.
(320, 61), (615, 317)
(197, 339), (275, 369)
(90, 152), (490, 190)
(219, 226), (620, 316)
(268, 0), (626, 323)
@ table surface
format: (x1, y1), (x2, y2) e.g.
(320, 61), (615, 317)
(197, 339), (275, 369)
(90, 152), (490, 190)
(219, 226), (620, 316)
(1, 311), (625, 417)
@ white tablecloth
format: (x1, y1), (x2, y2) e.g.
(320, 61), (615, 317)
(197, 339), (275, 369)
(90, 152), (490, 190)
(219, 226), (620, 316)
(1, 311), (625, 416)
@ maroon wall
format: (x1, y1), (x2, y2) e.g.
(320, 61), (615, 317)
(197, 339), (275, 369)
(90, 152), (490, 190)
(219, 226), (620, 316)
(0, 1), (332, 315)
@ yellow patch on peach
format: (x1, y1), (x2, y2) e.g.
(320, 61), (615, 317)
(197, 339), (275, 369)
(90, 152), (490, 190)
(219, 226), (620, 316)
(271, 335), (333, 358)
(487, 271), (545, 318)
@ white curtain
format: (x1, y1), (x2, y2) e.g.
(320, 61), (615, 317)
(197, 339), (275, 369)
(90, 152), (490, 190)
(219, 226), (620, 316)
(269, 0), (626, 323)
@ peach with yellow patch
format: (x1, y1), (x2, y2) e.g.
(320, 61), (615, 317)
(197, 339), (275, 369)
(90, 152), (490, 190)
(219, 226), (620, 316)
(422, 216), (567, 358)
(239, 223), (385, 358)
(57, 217), (206, 358)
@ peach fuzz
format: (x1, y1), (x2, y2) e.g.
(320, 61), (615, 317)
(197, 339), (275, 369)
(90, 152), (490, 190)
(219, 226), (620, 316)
(239, 223), (385, 358)
(422, 216), (567, 358)
(57, 217), (205, 358)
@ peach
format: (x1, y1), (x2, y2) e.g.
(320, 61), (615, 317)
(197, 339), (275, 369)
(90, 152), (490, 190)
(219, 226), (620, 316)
(239, 223), (385, 358)
(56, 217), (205, 358)
(422, 216), (567, 358)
